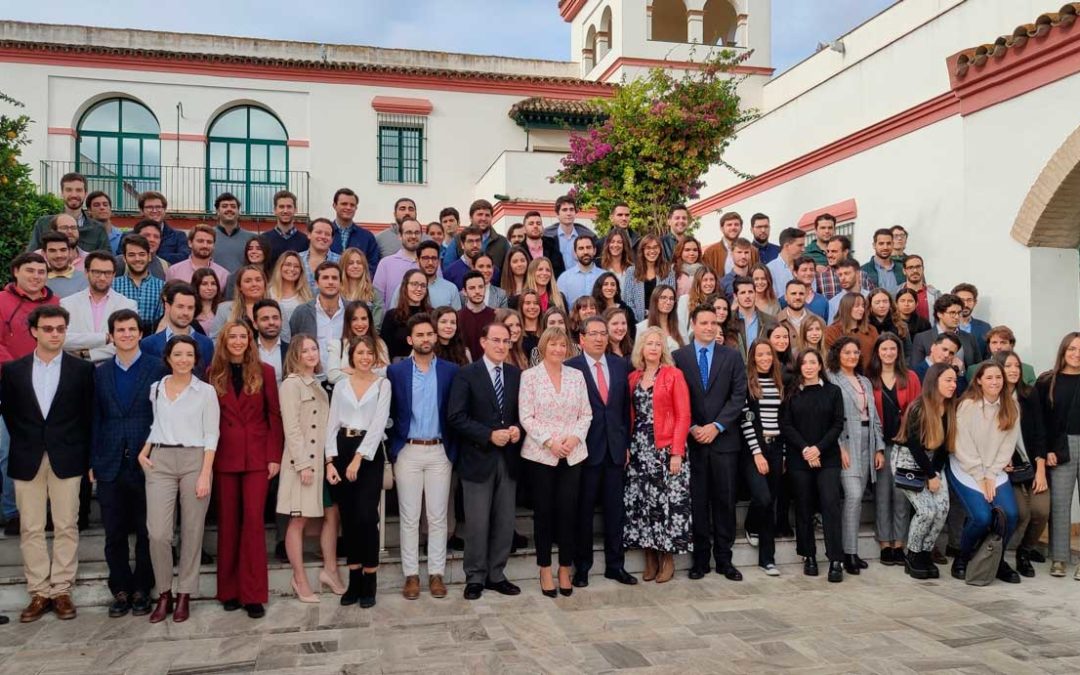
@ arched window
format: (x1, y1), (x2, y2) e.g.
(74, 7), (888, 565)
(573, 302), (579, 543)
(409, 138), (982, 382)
(651, 0), (688, 43)
(207, 106), (288, 215)
(77, 98), (161, 212)
(584, 25), (597, 72)
(599, 6), (613, 59)
(703, 0), (739, 46)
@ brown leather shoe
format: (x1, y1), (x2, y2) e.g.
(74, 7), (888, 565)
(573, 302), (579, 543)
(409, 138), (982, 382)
(172, 593), (190, 623)
(149, 591), (173, 624)
(52, 594), (76, 620)
(19, 595), (51, 623)
(429, 574), (447, 599)
(656, 553), (675, 583)
(403, 575), (420, 600)
(642, 549), (659, 582)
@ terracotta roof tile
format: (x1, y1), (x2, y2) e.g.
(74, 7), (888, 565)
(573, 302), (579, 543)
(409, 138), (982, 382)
(953, 2), (1079, 78)
(508, 96), (607, 127)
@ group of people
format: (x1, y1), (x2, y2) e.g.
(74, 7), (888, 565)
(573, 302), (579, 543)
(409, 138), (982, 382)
(0, 171), (1076, 627)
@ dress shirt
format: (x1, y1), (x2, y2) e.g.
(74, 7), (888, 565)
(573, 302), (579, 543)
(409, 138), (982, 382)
(107, 227), (125, 255)
(325, 376), (391, 460)
(314, 298), (345, 368)
(165, 258), (229, 288)
(409, 357), (440, 440)
(554, 226), (580, 272)
(872, 258), (901, 294)
(146, 375), (221, 450)
(557, 264), (604, 304)
(31, 351), (63, 418)
(766, 257), (795, 295)
(299, 249), (341, 292)
(583, 352), (609, 393)
(371, 250), (419, 304)
(113, 273), (165, 322)
(258, 338), (284, 383)
(740, 310), (763, 343)
(482, 355), (506, 396)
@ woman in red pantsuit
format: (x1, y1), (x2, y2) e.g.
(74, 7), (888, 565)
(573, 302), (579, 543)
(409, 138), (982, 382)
(208, 320), (283, 618)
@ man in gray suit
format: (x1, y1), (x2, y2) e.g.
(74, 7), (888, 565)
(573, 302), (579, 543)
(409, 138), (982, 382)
(910, 293), (981, 369)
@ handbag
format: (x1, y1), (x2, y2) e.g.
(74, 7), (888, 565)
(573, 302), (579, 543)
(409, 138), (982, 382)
(1008, 440), (1035, 484)
(966, 506), (1007, 586)
(891, 444), (926, 492)
(382, 445), (395, 491)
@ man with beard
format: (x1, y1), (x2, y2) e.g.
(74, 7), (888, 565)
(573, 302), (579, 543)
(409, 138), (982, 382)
(61, 252), (136, 363)
(702, 212), (745, 275)
(131, 220), (170, 280)
(372, 217), (422, 303)
(375, 198), (417, 259)
(803, 213), (836, 267)
(604, 201), (639, 249)
(391, 240), (460, 310)
(951, 283), (991, 358)
(254, 299), (288, 384)
(138, 283), (215, 378)
(660, 205), (690, 262)
(457, 271), (496, 361)
(112, 234), (164, 329)
(211, 192), (254, 273)
(41, 231), (88, 299)
(521, 211), (565, 278)
(265, 190), (308, 267)
(750, 213), (780, 264)
(897, 254), (942, 326)
(557, 235), (603, 304)
(165, 225), (229, 287)
(27, 172), (109, 253)
(444, 227), (484, 290)
(329, 188), (380, 272)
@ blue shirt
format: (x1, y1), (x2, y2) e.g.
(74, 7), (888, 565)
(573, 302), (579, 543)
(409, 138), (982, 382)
(554, 227), (579, 272)
(108, 227), (125, 255)
(409, 357), (440, 441)
(557, 264), (604, 305)
(299, 249), (341, 294)
(693, 340), (724, 433)
(742, 311), (762, 343)
(113, 273), (165, 324)
(873, 258), (900, 294)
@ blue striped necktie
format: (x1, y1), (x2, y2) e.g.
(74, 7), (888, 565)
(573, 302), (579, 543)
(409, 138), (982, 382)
(494, 365), (505, 410)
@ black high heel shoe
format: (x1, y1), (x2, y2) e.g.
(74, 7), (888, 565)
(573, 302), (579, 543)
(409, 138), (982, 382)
(558, 567), (573, 597)
(539, 569), (556, 598)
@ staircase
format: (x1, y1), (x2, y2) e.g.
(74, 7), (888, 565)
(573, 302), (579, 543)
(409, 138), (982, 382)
(0, 501), (880, 611)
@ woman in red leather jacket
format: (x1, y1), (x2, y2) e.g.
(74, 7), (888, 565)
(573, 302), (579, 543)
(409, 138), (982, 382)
(624, 326), (692, 583)
(207, 321), (283, 619)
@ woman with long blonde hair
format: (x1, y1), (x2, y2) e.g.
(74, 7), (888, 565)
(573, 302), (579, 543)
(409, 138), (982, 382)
(269, 251), (313, 341)
(211, 265), (267, 338)
(339, 247), (384, 326)
(522, 257), (567, 313)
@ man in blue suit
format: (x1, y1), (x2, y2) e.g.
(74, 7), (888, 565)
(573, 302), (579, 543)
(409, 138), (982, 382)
(567, 316), (637, 587)
(386, 313), (459, 601)
(139, 282), (214, 378)
(91, 308), (167, 618)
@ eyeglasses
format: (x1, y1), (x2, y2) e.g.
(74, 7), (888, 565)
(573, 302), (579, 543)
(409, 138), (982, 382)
(406, 281), (427, 289)
(35, 325), (67, 334)
(143, 205), (165, 212)
(943, 310), (962, 317)
(87, 269), (115, 277)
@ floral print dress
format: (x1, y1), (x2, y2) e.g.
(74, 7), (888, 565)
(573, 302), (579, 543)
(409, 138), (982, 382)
(623, 383), (693, 554)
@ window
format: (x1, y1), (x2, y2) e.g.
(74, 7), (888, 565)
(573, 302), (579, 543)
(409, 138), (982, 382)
(378, 114), (426, 184)
(77, 98), (161, 212)
(805, 222), (855, 248)
(207, 106), (288, 215)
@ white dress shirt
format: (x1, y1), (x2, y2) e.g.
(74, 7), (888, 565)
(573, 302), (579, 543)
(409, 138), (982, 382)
(325, 376), (392, 460)
(258, 338), (284, 383)
(147, 376), (221, 451)
(32, 351), (63, 418)
(583, 352), (609, 393)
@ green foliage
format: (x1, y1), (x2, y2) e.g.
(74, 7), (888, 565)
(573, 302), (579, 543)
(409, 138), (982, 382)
(553, 51), (756, 238)
(0, 92), (61, 281)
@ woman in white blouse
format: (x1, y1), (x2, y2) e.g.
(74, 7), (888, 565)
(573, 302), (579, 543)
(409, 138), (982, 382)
(325, 335), (392, 608)
(138, 335), (220, 624)
(519, 326), (592, 597)
(326, 301), (389, 383)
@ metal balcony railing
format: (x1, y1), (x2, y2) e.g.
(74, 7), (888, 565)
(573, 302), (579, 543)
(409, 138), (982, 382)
(39, 160), (311, 217)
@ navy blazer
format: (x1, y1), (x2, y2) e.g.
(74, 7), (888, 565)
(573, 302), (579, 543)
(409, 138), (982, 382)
(91, 355), (168, 482)
(140, 329), (215, 379)
(386, 357), (459, 464)
(330, 223), (382, 273)
(566, 353), (630, 466)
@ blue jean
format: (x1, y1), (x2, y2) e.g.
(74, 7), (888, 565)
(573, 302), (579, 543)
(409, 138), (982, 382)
(0, 417), (17, 520)
(946, 465), (1018, 557)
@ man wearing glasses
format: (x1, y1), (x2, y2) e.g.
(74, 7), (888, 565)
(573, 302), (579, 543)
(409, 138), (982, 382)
(910, 294), (981, 369)
(136, 191), (190, 265)
(897, 254), (941, 325)
(61, 252), (136, 363)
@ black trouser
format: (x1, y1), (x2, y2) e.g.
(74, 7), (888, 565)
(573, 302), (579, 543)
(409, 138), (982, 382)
(575, 456), (626, 574)
(743, 441), (782, 567)
(328, 433), (385, 568)
(791, 467), (843, 562)
(531, 459), (581, 568)
(79, 475), (92, 528)
(689, 445), (739, 570)
(96, 454), (153, 597)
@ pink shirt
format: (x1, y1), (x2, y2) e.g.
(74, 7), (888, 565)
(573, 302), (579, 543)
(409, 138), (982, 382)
(165, 258), (229, 288)
(89, 291), (111, 331)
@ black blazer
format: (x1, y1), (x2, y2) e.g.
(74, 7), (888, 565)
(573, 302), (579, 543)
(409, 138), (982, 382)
(672, 343), (748, 454)
(523, 236), (566, 279)
(566, 353), (630, 466)
(447, 359), (522, 482)
(910, 328), (981, 369)
(1, 352), (95, 480)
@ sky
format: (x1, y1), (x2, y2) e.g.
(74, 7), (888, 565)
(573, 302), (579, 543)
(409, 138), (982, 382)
(3, 0), (897, 73)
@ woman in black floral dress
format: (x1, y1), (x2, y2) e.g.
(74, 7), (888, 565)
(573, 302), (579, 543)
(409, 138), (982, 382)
(624, 327), (693, 582)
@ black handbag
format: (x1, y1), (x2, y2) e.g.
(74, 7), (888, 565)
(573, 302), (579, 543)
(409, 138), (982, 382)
(894, 467), (927, 492)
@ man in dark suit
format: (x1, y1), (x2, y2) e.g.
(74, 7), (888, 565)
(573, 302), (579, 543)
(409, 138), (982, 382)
(0, 305), (94, 622)
(567, 316), (635, 587)
(91, 308), (167, 618)
(521, 210), (566, 279)
(672, 303), (748, 581)
(139, 282), (214, 378)
(910, 293), (981, 369)
(447, 322), (523, 600)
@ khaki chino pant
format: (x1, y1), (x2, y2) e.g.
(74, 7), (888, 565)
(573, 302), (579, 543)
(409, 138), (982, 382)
(14, 454), (81, 598)
(145, 446), (210, 595)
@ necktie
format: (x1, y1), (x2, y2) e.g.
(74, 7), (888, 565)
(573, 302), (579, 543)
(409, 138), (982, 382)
(698, 347), (710, 389)
(594, 361), (609, 405)
(340, 225), (350, 251)
(494, 365), (505, 411)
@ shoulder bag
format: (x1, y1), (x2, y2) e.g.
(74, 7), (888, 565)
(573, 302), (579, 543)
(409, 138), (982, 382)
(1008, 441), (1035, 485)
(966, 506), (1006, 586)
(891, 443), (926, 492)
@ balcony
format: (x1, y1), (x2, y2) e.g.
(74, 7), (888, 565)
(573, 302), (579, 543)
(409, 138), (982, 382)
(38, 160), (311, 217)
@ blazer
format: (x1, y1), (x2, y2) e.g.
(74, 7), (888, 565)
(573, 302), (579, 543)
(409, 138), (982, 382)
(447, 359), (523, 482)
(1, 352), (95, 480)
(386, 357), (460, 463)
(628, 365), (691, 457)
(91, 354), (168, 482)
(734, 310), (778, 355)
(827, 371), (886, 476)
(566, 353), (631, 466)
(140, 329), (215, 379)
(519, 364), (592, 466)
(672, 342), (748, 453)
(910, 328), (981, 370)
(871, 370), (922, 428)
(621, 267), (676, 323)
(61, 290), (138, 362)
(522, 236), (567, 279)
(157, 221), (192, 265)
(213, 363), (284, 473)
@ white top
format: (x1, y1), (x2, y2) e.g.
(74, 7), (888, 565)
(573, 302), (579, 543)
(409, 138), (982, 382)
(32, 352), (62, 418)
(325, 376), (391, 460)
(326, 337), (390, 384)
(147, 375), (221, 451)
(314, 298), (345, 369)
(951, 397), (1020, 489)
(635, 319), (681, 353)
(275, 294), (303, 343)
(258, 338), (284, 383)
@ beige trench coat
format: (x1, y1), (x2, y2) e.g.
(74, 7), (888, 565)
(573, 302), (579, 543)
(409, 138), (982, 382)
(276, 373), (330, 518)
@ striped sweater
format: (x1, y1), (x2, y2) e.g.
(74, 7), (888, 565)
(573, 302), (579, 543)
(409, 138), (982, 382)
(741, 376), (782, 455)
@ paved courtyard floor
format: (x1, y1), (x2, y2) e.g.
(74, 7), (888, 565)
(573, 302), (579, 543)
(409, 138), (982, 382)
(1, 559), (1079, 674)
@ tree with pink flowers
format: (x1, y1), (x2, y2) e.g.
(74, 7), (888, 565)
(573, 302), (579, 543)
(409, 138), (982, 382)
(553, 51), (755, 237)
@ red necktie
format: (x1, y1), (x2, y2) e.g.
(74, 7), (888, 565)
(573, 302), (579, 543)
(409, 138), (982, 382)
(595, 361), (609, 405)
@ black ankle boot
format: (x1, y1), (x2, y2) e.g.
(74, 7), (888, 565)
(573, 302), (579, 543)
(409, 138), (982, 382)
(951, 553), (967, 580)
(359, 570), (377, 609)
(907, 551), (930, 580)
(923, 551), (940, 579)
(341, 569), (363, 606)
(1016, 548), (1035, 578)
(843, 554), (861, 575)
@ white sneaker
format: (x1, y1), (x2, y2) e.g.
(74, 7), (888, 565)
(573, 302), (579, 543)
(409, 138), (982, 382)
(745, 532), (759, 547)
(760, 564), (780, 577)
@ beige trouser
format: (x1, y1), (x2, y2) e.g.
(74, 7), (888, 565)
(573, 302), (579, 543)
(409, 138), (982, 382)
(145, 446), (210, 595)
(397, 443), (452, 576)
(14, 454), (81, 598)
